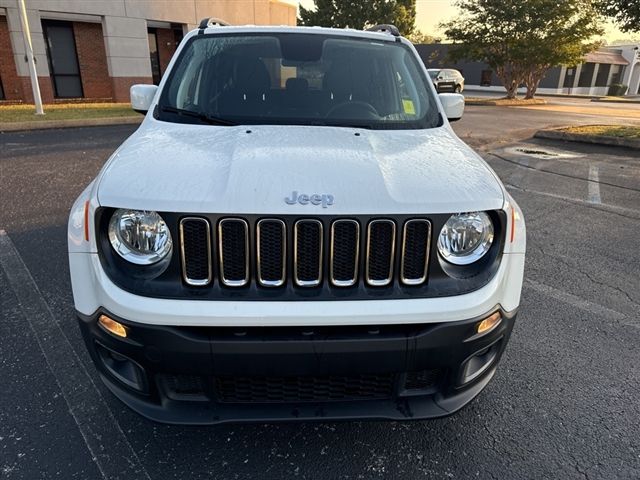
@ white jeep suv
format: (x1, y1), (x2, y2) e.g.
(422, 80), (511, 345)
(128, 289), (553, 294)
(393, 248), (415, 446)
(68, 22), (525, 424)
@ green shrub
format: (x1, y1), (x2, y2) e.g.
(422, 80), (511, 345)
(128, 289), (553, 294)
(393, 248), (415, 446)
(607, 84), (628, 96)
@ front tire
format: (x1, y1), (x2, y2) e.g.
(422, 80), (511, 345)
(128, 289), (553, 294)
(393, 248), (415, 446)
(454, 85), (462, 93)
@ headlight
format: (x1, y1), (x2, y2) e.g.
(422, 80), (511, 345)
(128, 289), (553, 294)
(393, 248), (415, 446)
(437, 212), (494, 265)
(108, 209), (172, 265)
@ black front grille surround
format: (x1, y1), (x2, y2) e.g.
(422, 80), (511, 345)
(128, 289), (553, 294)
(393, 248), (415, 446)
(96, 210), (507, 301)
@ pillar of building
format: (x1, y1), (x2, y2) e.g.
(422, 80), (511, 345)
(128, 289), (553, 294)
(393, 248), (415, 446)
(571, 64), (582, 90)
(606, 65), (617, 88)
(589, 63), (600, 95)
(556, 66), (567, 92)
(628, 64), (640, 95)
(102, 16), (153, 103)
(4, 6), (53, 103)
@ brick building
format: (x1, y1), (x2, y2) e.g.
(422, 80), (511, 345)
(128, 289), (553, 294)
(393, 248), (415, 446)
(0, 0), (297, 103)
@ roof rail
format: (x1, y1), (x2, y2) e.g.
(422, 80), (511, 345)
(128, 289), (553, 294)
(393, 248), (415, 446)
(198, 17), (230, 30)
(366, 24), (400, 37)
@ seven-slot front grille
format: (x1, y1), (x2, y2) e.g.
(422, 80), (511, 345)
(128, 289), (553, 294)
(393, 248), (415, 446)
(179, 217), (432, 289)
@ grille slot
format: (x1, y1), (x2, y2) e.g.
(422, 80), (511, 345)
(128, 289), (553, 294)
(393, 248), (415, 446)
(366, 220), (396, 286)
(179, 217), (212, 286)
(294, 220), (323, 287)
(257, 219), (286, 287)
(401, 220), (431, 285)
(330, 220), (360, 287)
(215, 373), (394, 403)
(218, 218), (249, 287)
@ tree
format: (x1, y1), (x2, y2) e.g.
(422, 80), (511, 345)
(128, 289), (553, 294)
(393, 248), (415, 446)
(517, 1), (603, 98)
(442, 0), (531, 99)
(406, 29), (437, 45)
(442, 0), (603, 99)
(597, 0), (640, 33)
(299, 0), (416, 36)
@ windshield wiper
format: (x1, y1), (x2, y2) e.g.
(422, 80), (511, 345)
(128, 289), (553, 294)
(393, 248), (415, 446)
(160, 106), (237, 126)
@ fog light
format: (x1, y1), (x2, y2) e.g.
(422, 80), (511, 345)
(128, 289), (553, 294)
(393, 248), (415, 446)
(477, 312), (502, 335)
(95, 342), (147, 392)
(98, 315), (128, 338)
(460, 340), (501, 385)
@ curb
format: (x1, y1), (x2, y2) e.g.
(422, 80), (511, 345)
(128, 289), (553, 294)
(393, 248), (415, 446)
(591, 98), (640, 104)
(465, 98), (547, 106)
(534, 129), (640, 150)
(0, 116), (142, 132)
(463, 88), (601, 100)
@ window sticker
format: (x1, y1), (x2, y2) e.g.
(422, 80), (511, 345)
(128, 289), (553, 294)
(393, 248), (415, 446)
(402, 99), (416, 115)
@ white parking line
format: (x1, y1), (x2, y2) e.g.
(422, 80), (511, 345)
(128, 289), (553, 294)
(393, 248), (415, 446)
(524, 279), (635, 328)
(588, 165), (602, 204)
(505, 184), (640, 219)
(0, 230), (151, 480)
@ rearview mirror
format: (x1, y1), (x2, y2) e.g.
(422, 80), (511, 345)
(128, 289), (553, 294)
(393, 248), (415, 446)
(439, 93), (464, 122)
(130, 84), (158, 114)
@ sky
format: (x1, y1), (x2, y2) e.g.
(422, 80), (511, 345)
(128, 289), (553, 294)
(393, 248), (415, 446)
(296, 0), (636, 44)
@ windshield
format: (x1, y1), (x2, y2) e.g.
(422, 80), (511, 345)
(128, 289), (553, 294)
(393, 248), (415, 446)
(428, 70), (439, 79)
(157, 33), (441, 129)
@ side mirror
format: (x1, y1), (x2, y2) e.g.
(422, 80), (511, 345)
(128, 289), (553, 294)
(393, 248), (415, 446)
(439, 93), (464, 122)
(130, 84), (158, 114)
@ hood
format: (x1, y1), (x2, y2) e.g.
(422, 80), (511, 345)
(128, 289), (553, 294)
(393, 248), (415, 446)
(96, 120), (504, 214)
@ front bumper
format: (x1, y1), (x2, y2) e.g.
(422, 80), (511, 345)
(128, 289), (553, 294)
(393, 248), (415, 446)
(79, 308), (516, 424)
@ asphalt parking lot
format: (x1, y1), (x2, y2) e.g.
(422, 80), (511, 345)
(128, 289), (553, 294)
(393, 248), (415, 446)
(1, 109), (639, 479)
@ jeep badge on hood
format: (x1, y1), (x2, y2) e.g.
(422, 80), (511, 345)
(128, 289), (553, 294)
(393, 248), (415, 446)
(285, 191), (334, 208)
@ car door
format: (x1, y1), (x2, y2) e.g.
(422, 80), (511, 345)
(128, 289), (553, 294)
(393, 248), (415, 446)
(436, 70), (448, 92)
(440, 70), (454, 91)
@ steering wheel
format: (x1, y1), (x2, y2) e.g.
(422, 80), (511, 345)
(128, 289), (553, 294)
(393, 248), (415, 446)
(326, 101), (380, 120)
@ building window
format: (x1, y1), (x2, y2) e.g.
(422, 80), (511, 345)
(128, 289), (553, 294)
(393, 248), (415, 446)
(480, 69), (492, 86)
(578, 62), (596, 88)
(42, 20), (83, 98)
(595, 64), (611, 87)
(172, 26), (184, 47)
(610, 65), (622, 85)
(0, 75), (5, 100)
(563, 67), (576, 88)
(148, 28), (161, 85)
